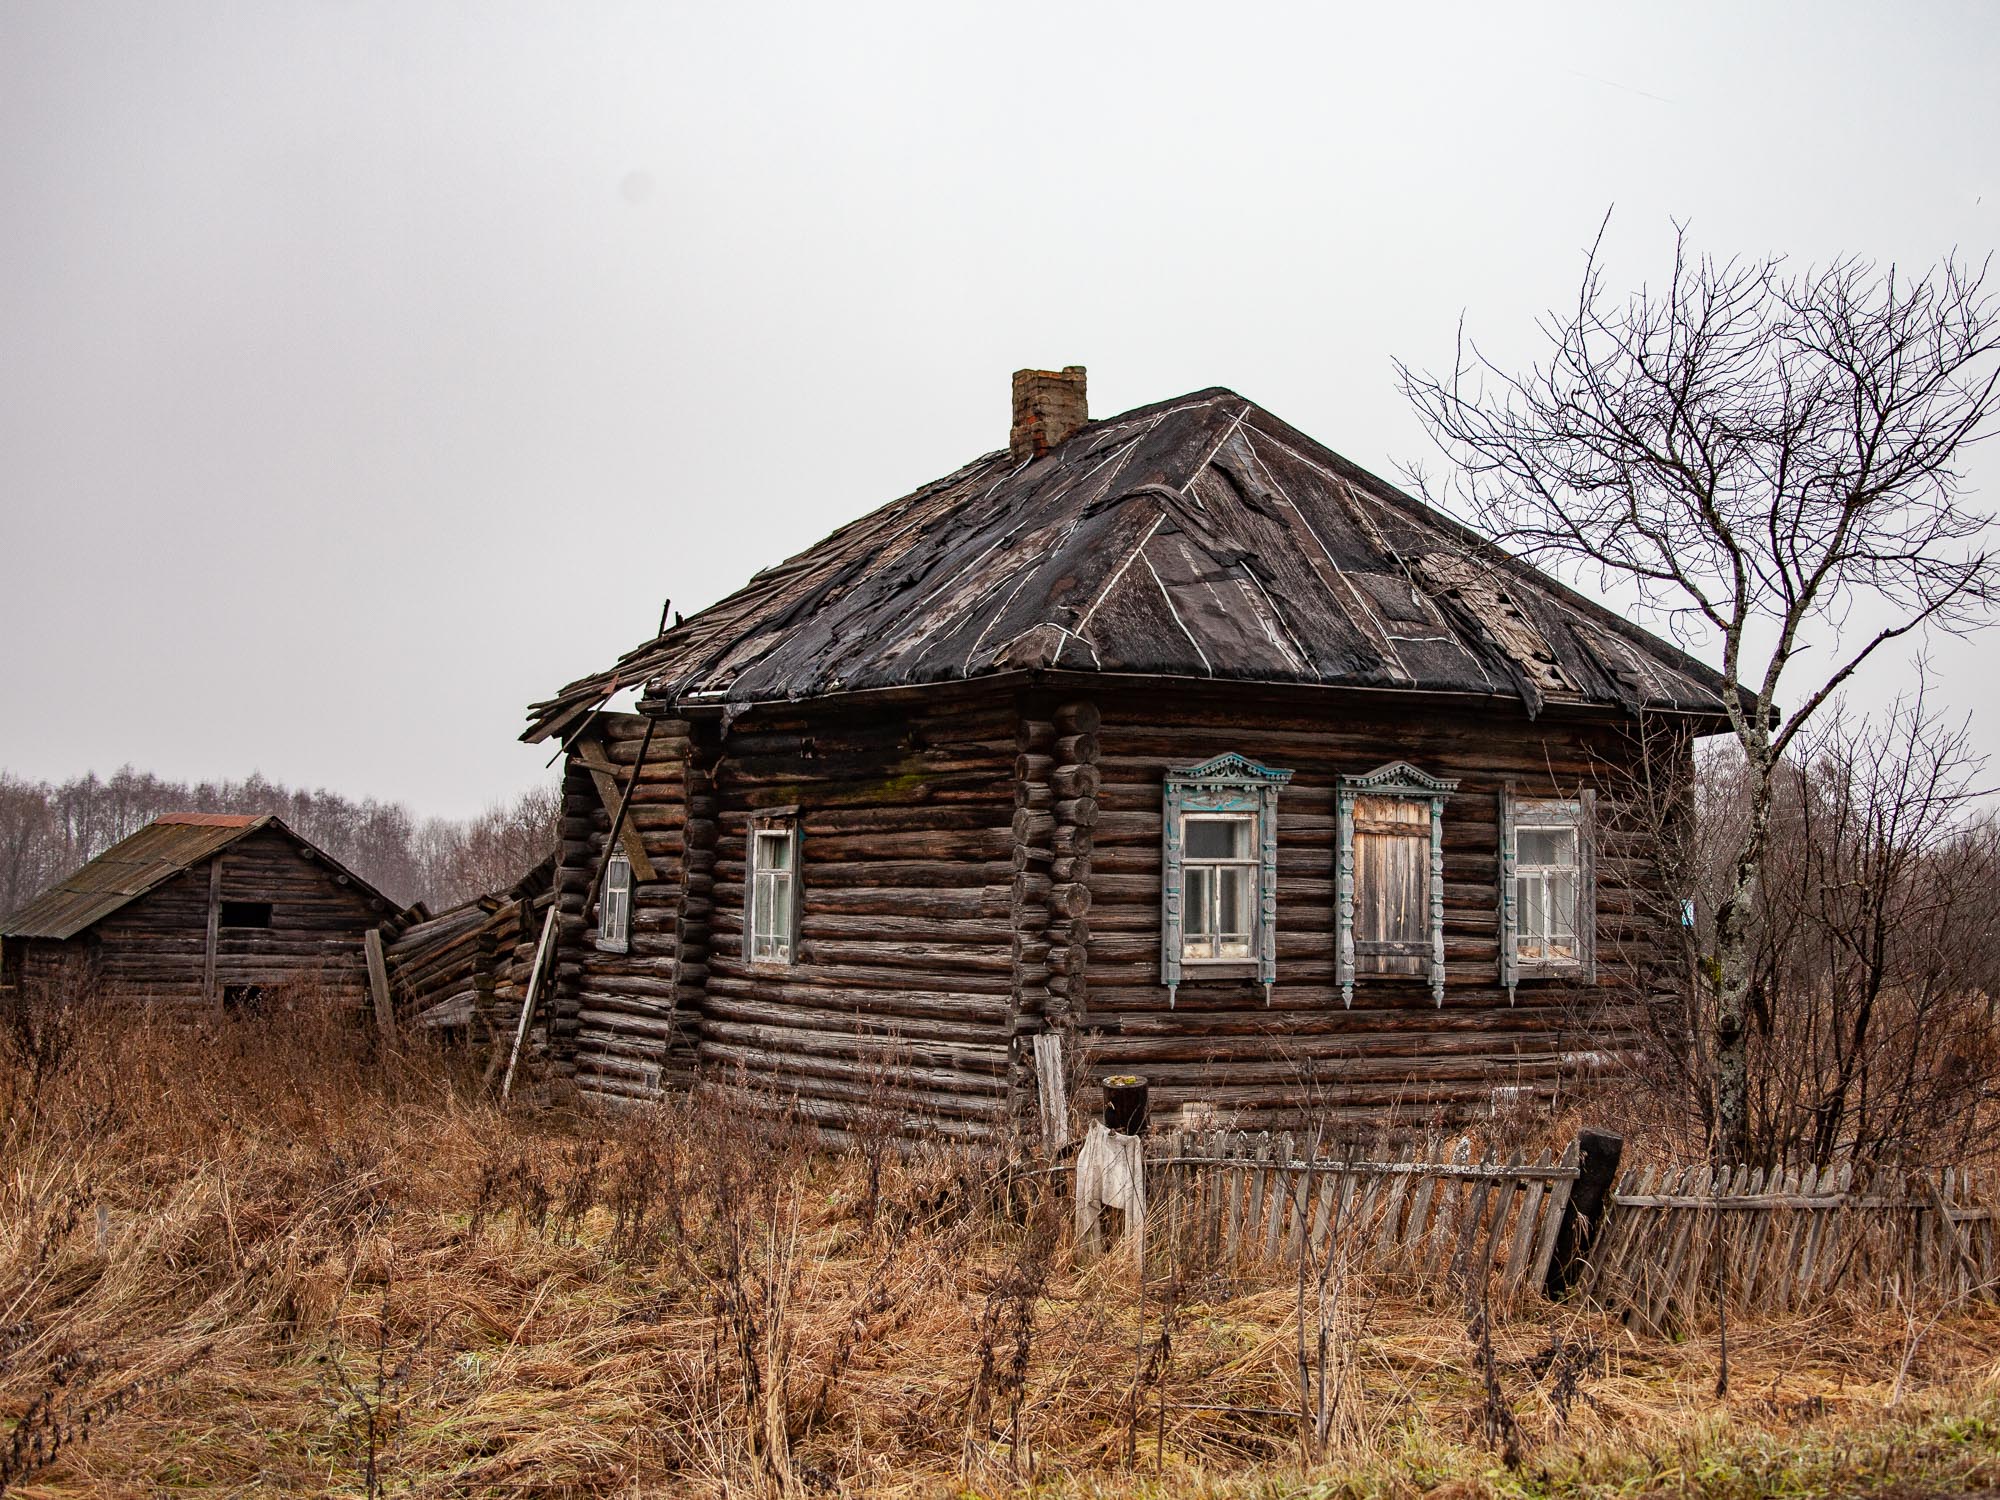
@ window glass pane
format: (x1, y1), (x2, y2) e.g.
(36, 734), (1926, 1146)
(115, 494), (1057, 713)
(1184, 865), (1214, 959)
(1216, 865), (1252, 958)
(1518, 872), (1549, 958)
(1518, 826), (1576, 868)
(769, 872), (792, 948)
(1186, 815), (1253, 860)
(757, 830), (793, 871)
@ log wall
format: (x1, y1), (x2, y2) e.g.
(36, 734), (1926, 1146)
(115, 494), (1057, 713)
(697, 693), (1018, 1139)
(555, 712), (702, 1106)
(1077, 689), (1686, 1132)
(48, 826), (383, 1006)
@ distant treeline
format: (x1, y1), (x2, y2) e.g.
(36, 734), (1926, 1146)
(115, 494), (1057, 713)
(0, 767), (559, 918)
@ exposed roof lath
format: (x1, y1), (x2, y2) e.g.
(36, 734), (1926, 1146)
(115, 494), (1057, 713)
(525, 388), (1732, 741)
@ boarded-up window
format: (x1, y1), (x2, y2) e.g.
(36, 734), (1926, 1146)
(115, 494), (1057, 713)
(1336, 763), (1457, 1007)
(749, 823), (800, 965)
(596, 851), (632, 954)
(1351, 796), (1428, 976)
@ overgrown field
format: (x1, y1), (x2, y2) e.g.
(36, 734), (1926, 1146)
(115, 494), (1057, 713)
(2, 998), (1997, 1498)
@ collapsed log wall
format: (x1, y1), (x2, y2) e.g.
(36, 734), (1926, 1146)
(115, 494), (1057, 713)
(1076, 687), (1686, 1133)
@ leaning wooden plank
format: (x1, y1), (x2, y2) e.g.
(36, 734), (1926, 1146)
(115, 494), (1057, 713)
(1529, 1140), (1581, 1297)
(363, 928), (396, 1042)
(573, 736), (659, 882)
(500, 905), (560, 1103)
(1503, 1151), (1550, 1301)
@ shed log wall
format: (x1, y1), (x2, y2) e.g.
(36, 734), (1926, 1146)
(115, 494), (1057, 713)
(1077, 691), (1682, 1132)
(62, 827), (380, 1005)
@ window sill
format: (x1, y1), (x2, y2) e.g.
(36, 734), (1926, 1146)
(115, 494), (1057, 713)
(1516, 963), (1585, 979)
(1176, 961), (1260, 982)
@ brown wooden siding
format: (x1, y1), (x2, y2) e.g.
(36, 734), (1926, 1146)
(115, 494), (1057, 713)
(554, 713), (701, 1106)
(698, 694), (1018, 1139)
(1074, 689), (1683, 1133)
(37, 827), (381, 1006)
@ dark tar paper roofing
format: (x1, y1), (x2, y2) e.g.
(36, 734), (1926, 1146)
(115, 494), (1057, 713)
(526, 388), (1731, 742)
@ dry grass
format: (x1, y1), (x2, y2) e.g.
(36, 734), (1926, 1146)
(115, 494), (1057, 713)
(2, 992), (1998, 1498)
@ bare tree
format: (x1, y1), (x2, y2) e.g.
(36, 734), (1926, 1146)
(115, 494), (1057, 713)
(1402, 223), (2000, 1162)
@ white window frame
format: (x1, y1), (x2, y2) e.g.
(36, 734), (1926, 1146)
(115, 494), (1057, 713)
(1498, 789), (1597, 998)
(596, 850), (632, 954)
(746, 815), (801, 967)
(1180, 811), (1260, 965)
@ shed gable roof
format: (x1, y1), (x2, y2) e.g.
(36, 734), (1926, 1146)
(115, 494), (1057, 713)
(526, 388), (1731, 741)
(2, 814), (395, 942)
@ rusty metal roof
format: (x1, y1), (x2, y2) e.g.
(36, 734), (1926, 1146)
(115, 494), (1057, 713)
(526, 388), (1733, 741)
(2, 814), (395, 942)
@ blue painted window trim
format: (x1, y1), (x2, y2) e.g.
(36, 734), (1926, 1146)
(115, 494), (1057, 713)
(1160, 753), (1293, 1008)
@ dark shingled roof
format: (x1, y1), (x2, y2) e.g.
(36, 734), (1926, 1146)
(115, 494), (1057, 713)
(526, 388), (1731, 741)
(2, 813), (396, 942)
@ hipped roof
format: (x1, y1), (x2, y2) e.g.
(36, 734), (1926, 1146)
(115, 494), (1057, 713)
(526, 388), (1731, 742)
(2, 813), (396, 942)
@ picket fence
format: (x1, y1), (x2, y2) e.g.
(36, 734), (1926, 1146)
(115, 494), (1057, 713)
(1143, 1131), (1581, 1310)
(1582, 1161), (2000, 1334)
(1134, 1131), (2000, 1328)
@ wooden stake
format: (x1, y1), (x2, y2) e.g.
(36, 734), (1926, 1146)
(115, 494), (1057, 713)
(501, 905), (558, 1103)
(364, 928), (396, 1042)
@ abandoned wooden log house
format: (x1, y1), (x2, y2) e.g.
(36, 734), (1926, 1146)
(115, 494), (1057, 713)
(524, 368), (1730, 1139)
(0, 813), (400, 1009)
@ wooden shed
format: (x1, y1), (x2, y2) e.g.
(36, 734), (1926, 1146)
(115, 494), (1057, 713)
(522, 370), (1730, 1140)
(0, 813), (399, 1010)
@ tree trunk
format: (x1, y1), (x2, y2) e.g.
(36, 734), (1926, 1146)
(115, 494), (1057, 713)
(1712, 756), (1777, 1166)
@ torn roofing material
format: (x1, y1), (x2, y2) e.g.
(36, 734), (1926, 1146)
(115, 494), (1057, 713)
(524, 388), (1731, 741)
(2, 814), (398, 941)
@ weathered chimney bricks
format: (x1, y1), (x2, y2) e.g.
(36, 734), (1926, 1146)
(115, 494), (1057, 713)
(1010, 366), (1088, 462)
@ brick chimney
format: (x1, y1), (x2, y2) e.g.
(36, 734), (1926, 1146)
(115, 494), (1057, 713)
(1009, 366), (1088, 462)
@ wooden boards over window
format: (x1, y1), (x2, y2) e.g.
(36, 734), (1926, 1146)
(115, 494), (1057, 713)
(1337, 762), (1459, 1008)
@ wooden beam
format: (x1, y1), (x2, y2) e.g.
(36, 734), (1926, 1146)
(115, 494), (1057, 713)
(501, 905), (559, 1103)
(572, 736), (658, 882)
(364, 928), (397, 1042)
(202, 859), (222, 1011)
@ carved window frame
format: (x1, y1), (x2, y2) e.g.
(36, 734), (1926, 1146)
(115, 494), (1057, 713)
(1336, 762), (1458, 1008)
(597, 851), (632, 954)
(1160, 753), (1293, 1007)
(1498, 787), (1597, 999)
(746, 810), (802, 968)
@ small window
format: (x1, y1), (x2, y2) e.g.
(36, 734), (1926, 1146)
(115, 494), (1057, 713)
(219, 901), (272, 928)
(1160, 753), (1293, 1006)
(1337, 763), (1458, 1007)
(748, 821), (799, 966)
(223, 983), (266, 1013)
(596, 851), (632, 954)
(1500, 793), (1595, 994)
(1182, 814), (1257, 961)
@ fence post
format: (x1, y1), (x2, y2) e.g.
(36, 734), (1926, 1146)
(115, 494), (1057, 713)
(1544, 1128), (1623, 1299)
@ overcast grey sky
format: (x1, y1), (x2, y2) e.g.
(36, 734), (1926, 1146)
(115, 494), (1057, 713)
(3, 2), (1997, 818)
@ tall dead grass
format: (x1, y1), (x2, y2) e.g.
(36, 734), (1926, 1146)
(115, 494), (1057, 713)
(1, 989), (1997, 1498)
